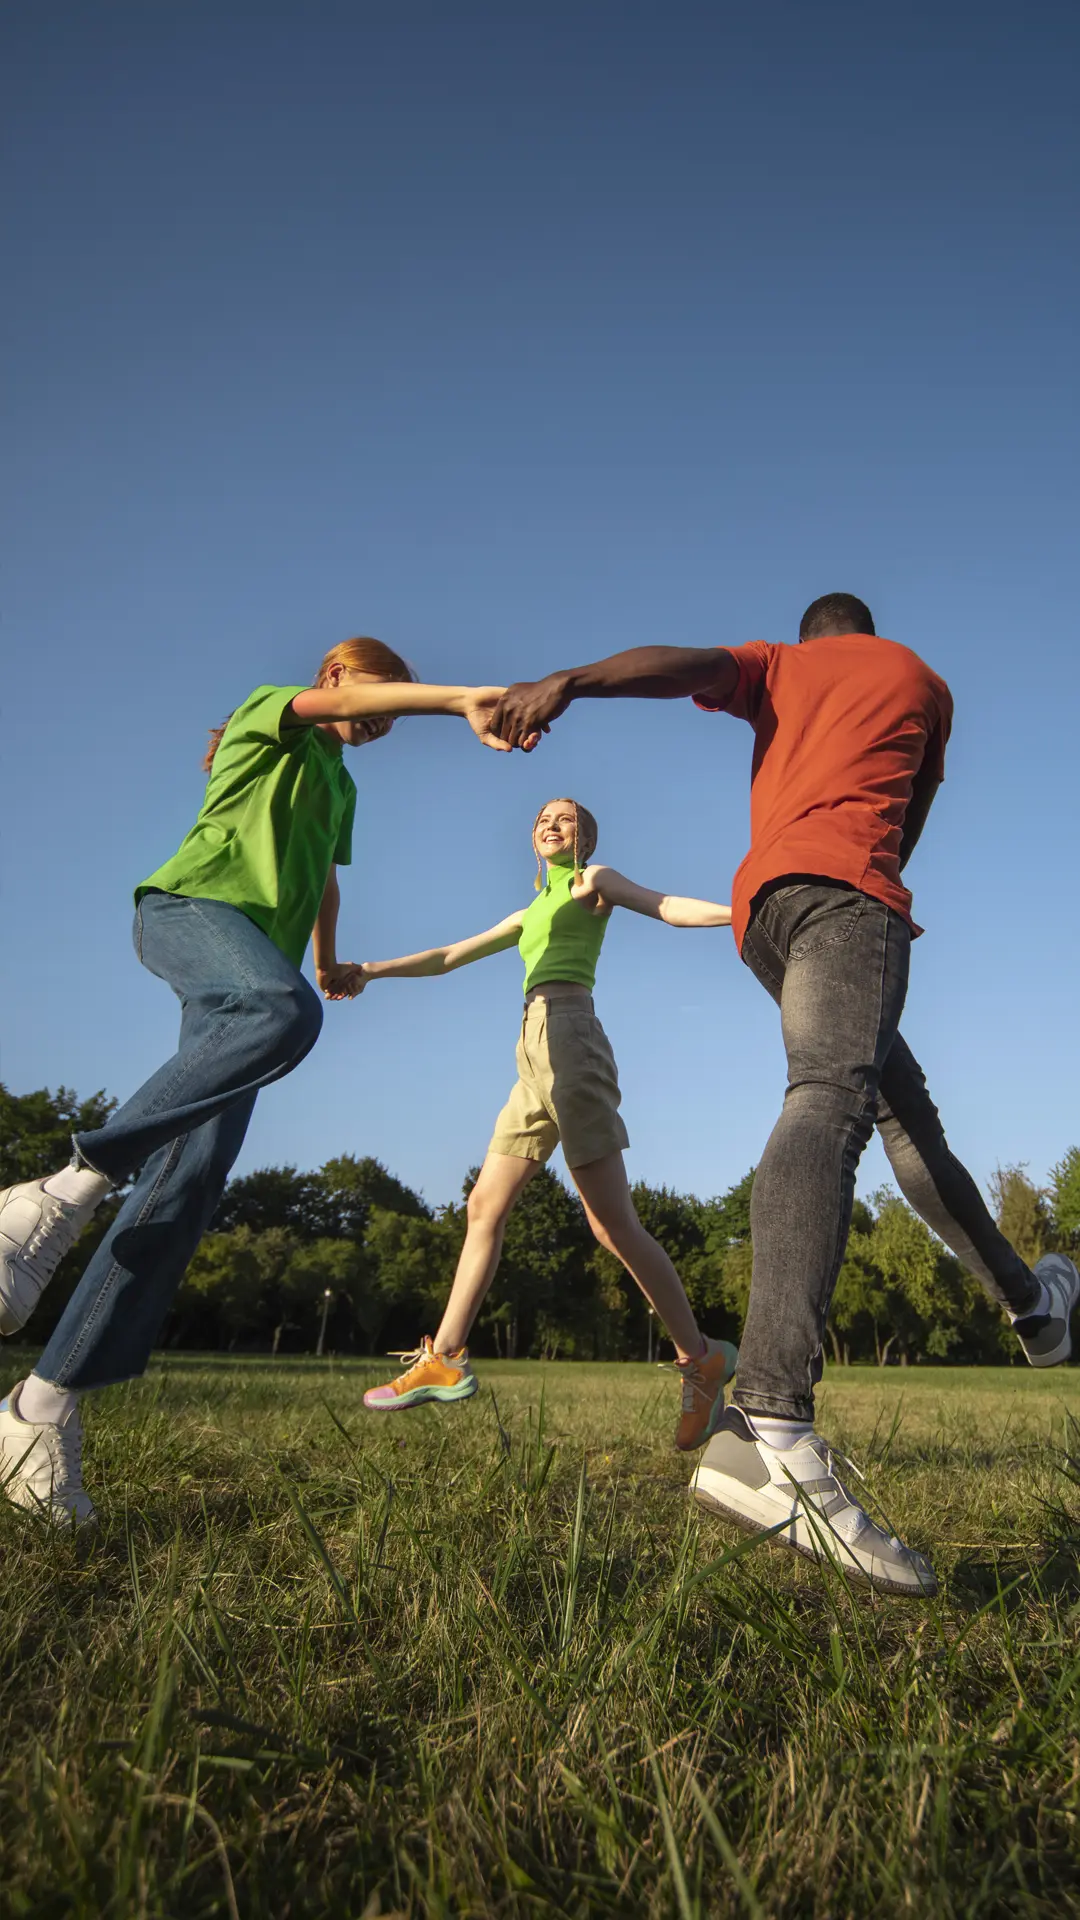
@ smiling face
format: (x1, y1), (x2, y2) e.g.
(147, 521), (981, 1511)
(531, 799), (598, 884)
(533, 800), (580, 863)
(320, 663), (396, 749)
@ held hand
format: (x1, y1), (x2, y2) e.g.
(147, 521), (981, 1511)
(317, 963), (367, 1001)
(490, 674), (571, 750)
(463, 687), (515, 752)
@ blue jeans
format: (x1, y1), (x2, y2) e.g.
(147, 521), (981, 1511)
(733, 881), (1038, 1422)
(36, 892), (323, 1390)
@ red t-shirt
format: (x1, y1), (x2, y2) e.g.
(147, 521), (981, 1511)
(694, 633), (953, 952)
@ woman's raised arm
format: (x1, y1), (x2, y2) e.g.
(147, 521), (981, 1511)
(288, 682), (517, 750)
(572, 866), (731, 929)
(360, 912), (527, 983)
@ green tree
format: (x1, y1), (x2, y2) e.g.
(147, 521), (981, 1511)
(716, 1240), (754, 1329)
(0, 1082), (117, 1185)
(455, 1166), (594, 1359)
(828, 1226), (889, 1364)
(315, 1154), (431, 1238)
(702, 1169), (756, 1248)
(362, 1206), (461, 1349)
(212, 1166), (322, 1238)
(175, 1227), (297, 1351)
(990, 1164), (1052, 1268)
(280, 1237), (380, 1352)
(590, 1183), (711, 1357)
(1048, 1147), (1080, 1257)
(869, 1189), (971, 1361)
(213, 1155), (431, 1242)
(693, 1171), (756, 1325)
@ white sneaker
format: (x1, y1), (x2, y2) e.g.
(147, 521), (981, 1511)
(691, 1406), (937, 1598)
(0, 1176), (97, 1335)
(0, 1383), (96, 1527)
(1013, 1253), (1080, 1368)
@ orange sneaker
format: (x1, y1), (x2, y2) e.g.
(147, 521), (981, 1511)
(363, 1337), (477, 1412)
(674, 1337), (739, 1451)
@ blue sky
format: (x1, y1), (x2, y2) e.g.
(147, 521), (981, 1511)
(3, 1), (1077, 1213)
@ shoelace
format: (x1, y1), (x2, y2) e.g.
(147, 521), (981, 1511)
(23, 1207), (81, 1282)
(384, 1344), (432, 1384)
(679, 1368), (706, 1412)
(796, 1437), (907, 1553)
(29, 1419), (86, 1495)
(669, 1352), (712, 1412)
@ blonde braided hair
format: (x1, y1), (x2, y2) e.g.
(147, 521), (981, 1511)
(531, 799), (599, 891)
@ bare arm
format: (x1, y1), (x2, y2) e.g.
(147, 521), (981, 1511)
(490, 647), (740, 750)
(311, 869), (364, 1000)
(899, 757), (941, 871)
(573, 865), (731, 929)
(361, 912), (526, 981)
(287, 682), (515, 751)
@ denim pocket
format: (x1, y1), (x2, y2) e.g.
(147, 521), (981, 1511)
(789, 892), (867, 959)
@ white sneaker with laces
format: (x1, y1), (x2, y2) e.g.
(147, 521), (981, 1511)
(691, 1406), (937, 1598)
(0, 1383), (96, 1527)
(0, 1176), (97, 1335)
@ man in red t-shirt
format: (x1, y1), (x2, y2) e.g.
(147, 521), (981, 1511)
(492, 593), (1079, 1597)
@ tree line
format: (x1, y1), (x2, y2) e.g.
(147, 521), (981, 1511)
(3, 1082), (1078, 1366)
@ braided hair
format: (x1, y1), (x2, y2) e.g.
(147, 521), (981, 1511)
(531, 799), (599, 891)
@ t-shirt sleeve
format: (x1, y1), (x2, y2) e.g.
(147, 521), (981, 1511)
(334, 780), (357, 866)
(692, 641), (772, 721)
(228, 685), (311, 749)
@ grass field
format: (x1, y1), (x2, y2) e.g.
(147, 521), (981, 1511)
(1, 1355), (1078, 1918)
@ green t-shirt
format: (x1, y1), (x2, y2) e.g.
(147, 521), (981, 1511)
(518, 859), (609, 994)
(137, 685), (356, 967)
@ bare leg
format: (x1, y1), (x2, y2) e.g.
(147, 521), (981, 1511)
(434, 1152), (540, 1353)
(570, 1151), (702, 1361)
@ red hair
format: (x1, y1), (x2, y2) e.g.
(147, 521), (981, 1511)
(202, 636), (415, 773)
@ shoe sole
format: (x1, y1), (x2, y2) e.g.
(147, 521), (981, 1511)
(363, 1377), (479, 1411)
(690, 1476), (938, 1598)
(5, 1495), (98, 1529)
(674, 1341), (740, 1452)
(0, 1466), (97, 1529)
(1024, 1329), (1074, 1368)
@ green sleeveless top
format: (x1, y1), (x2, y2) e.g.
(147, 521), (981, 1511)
(518, 860), (609, 994)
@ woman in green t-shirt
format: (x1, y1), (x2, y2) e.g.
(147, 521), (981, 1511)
(358, 797), (739, 1451)
(0, 637), (511, 1527)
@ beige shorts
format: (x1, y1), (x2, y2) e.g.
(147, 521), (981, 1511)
(488, 984), (630, 1169)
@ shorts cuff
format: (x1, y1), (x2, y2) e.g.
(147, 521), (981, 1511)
(487, 1136), (553, 1164)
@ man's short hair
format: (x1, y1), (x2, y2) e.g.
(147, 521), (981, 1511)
(799, 593), (876, 640)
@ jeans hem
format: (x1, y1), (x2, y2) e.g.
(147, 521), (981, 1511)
(72, 1136), (116, 1181)
(44, 1135), (187, 1387)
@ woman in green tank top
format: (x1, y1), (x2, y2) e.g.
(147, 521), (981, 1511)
(357, 798), (739, 1451)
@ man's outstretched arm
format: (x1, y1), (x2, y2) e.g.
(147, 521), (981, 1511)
(491, 646), (739, 749)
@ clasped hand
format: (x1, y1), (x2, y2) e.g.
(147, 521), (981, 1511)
(488, 673), (570, 751)
(316, 963), (367, 1001)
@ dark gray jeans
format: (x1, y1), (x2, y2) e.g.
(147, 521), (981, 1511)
(733, 881), (1038, 1422)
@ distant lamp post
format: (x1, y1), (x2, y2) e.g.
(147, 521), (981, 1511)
(316, 1288), (333, 1357)
(647, 1307), (655, 1366)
